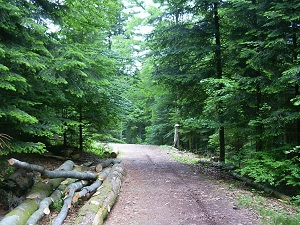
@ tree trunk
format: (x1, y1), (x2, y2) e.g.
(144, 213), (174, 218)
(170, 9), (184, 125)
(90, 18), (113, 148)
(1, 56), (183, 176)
(95, 158), (121, 172)
(213, 1), (225, 162)
(109, 149), (119, 159)
(25, 176), (79, 225)
(79, 104), (83, 157)
(1, 169), (35, 198)
(25, 189), (62, 225)
(73, 164), (125, 225)
(73, 168), (111, 204)
(52, 180), (90, 225)
(8, 158), (97, 180)
(230, 172), (291, 202)
(292, 21), (300, 145)
(0, 160), (74, 225)
(256, 83), (263, 151)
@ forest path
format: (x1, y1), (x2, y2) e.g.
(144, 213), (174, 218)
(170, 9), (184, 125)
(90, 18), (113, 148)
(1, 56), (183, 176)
(104, 144), (259, 225)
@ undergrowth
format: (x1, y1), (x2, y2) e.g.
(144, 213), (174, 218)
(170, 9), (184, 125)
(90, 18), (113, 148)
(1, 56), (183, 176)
(84, 141), (112, 158)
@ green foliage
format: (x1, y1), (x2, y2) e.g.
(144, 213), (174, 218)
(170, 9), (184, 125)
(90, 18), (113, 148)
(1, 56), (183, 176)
(119, 0), (300, 196)
(238, 151), (300, 189)
(11, 142), (46, 154)
(51, 199), (63, 212)
(0, 0), (124, 155)
(292, 195), (300, 206)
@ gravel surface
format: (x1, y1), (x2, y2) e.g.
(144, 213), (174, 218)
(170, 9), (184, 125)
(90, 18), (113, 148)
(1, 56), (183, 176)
(104, 144), (260, 225)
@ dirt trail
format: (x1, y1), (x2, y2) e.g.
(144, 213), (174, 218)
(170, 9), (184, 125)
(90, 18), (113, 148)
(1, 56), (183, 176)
(104, 144), (259, 225)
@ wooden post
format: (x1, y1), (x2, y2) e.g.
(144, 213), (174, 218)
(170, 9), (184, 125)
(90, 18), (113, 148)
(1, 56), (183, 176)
(173, 124), (180, 149)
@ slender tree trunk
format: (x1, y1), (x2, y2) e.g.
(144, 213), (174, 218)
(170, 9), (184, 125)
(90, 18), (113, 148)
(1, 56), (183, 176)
(213, 1), (225, 162)
(79, 104), (83, 156)
(62, 109), (67, 147)
(256, 83), (263, 151)
(250, 0), (263, 151)
(295, 84), (300, 144)
(291, 21), (300, 145)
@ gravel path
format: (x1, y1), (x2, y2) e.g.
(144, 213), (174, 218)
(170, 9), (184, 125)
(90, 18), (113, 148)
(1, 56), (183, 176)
(104, 144), (260, 225)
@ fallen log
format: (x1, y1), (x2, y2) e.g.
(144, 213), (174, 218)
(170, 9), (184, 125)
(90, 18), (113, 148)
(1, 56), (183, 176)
(197, 160), (292, 202)
(95, 158), (121, 172)
(52, 180), (90, 225)
(230, 172), (292, 202)
(0, 160), (74, 225)
(109, 149), (119, 158)
(73, 163), (125, 225)
(101, 144), (119, 158)
(1, 169), (35, 198)
(25, 189), (62, 225)
(25, 177), (76, 225)
(197, 159), (236, 170)
(73, 168), (111, 204)
(8, 158), (97, 180)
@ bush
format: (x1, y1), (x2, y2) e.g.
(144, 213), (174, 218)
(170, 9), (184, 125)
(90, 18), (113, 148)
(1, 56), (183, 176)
(238, 151), (300, 193)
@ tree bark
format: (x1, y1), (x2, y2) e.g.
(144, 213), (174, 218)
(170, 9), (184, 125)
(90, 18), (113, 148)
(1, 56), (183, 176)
(1, 169), (35, 197)
(0, 160), (74, 225)
(8, 158), (97, 180)
(79, 104), (83, 157)
(25, 189), (62, 225)
(25, 177), (78, 225)
(104, 149), (119, 158)
(73, 168), (111, 204)
(52, 180), (90, 225)
(73, 164), (125, 225)
(95, 158), (121, 172)
(213, 1), (225, 162)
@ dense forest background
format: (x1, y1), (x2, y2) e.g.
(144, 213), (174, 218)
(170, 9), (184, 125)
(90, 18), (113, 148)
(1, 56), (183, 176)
(0, 0), (299, 197)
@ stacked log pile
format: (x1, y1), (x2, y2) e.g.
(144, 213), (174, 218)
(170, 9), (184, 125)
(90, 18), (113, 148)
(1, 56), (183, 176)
(0, 157), (125, 225)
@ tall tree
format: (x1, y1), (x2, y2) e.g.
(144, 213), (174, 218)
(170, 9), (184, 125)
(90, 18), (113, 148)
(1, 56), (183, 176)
(0, 0), (123, 155)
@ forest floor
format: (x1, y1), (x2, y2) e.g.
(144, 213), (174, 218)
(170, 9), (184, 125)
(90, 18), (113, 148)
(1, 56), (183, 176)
(0, 144), (299, 225)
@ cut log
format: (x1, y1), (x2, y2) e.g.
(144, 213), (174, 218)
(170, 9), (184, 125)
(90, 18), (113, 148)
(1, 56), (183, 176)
(95, 158), (121, 172)
(1, 169), (35, 197)
(109, 149), (119, 158)
(72, 168), (111, 204)
(25, 177), (76, 225)
(25, 189), (62, 225)
(52, 180), (90, 225)
(8, 158), (97, 180)
(73, 164), (125, 225)
(0, 160), (74, 225)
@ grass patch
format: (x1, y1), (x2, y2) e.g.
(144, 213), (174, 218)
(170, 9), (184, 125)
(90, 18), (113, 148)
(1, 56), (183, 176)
(169, 150), (199, 165)
(237, 194), (300, 225)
